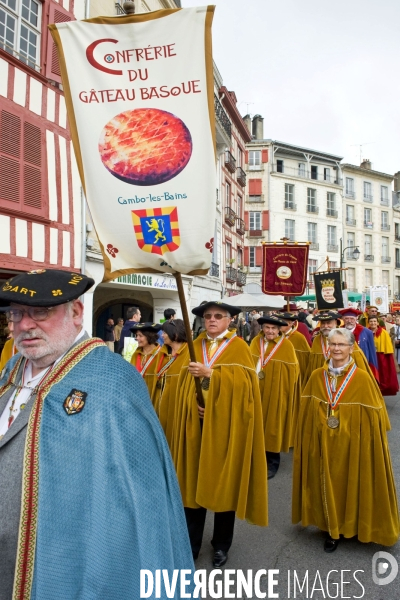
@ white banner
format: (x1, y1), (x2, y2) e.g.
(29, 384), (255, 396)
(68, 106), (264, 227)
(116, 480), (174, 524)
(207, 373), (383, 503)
(369, 286), (389, 314)
(50, 7), (216, 280)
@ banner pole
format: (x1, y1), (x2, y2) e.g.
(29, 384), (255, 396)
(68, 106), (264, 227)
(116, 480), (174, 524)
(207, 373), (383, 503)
(174, 272), (205, 408)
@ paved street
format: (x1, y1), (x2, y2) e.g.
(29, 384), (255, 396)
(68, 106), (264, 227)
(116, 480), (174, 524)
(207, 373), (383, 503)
(195, 389), (400, 599)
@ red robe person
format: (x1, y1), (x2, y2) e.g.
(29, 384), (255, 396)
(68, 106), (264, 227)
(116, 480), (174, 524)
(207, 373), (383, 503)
(372, 326), (399, 396)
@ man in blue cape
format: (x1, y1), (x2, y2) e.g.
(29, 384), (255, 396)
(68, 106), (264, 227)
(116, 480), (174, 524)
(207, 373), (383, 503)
(0, 269), (193, 600)
(339, 307), (379, 382)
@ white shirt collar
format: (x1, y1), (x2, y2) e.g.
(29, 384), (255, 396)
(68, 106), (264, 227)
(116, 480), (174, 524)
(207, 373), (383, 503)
(206, 329), (229, 341)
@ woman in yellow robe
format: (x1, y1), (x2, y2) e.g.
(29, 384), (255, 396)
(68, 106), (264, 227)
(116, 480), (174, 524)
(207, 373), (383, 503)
(293, 327), (399, 552)
(130, 322), (167, 407)
(155, 319), (189, 447)
(250, 316), (301, 478)
(278, 312), (310, 386)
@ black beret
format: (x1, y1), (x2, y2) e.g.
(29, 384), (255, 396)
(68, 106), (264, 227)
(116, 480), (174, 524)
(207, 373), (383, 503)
(130, 322), (162, 333)
(313, 311), (341, 322)
(192, 301), (241, 317)
(275, 311), (297, 322)
(0, 269), (94, 307)
(258, 316), (288, 327)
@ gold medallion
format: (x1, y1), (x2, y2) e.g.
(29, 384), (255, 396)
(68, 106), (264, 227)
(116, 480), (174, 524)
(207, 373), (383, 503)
(201, 377), (210, 390)
(327, 415), (339, 429)
(258, 371), (265, 380)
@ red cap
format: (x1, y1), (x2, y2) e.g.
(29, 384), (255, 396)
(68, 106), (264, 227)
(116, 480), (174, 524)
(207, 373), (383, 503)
(281, 303), (298, 311)
(338, 308), (362, 317)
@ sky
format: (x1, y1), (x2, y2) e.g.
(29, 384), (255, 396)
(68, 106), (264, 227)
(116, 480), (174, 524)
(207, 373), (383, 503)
(182, 0), (400, 175)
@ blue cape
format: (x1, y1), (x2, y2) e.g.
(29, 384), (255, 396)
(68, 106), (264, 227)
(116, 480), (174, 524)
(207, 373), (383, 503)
(5, 345), (193, 599)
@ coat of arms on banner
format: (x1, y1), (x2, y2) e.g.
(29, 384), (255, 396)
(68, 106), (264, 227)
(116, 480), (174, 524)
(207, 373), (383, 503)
(320, 279), (336, 304)
(132, 207), (180, 255)
(63, 389), (87, 415)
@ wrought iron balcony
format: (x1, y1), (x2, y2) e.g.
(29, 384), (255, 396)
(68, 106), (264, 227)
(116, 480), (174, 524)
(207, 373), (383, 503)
(284, 202), (297, 211)
(363, 195), (373, 203)
(247, 194), (264, 203)
(381, 224), (390, 231)
(326, 209), (338, 218)
(309, 243), (319, 250)
(226, 266), (237, 283)
(345, 190), (355, 198)
(364, 221), (373, 229)
(214, 94), (231, 139)
(224, 206), (236, 226)
(248, 229), (263, 237)
(327, 244), (338, 252)
(271, 163), (342, 185)
(395, 236), (400, 244)
(346, 218), (356, 226)
(396, 262), (400, 269)
(382, 256), (391, 263)
(380, 197), (389, 206)
(236, 218), (245, 235)
(209, 262), (219, 278)
(237, 167), (246, 187)
(364, 254), (374, 262)
(224, 151), (236, 174)
(307, 204), (319, 214)
(237, 271), (247, 286)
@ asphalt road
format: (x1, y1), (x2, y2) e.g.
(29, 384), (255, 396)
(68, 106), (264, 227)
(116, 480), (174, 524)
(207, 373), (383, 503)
(194, 390), (400, 599)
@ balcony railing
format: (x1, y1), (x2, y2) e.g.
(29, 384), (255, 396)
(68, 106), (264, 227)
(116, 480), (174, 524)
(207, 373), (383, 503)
(382, 256), (391, 263)
(381, 224), (390, 231)
(209, 262), (219, 278)
(247, 195), (264, 203)
(345, 218), (356, 226)
(364, 221), (373, 229)
(225, 151), (236, 174)
(345, 190), (355, 198)
(226, 267), (237, 283)
(271, 163), (342, 185)
(224, 206), (236, 226)
(237, 167), (246, 187)
(236, 218), (245, 235)
(346, 252), (358, 260)
(326, 209), (338, 218)
(380, 197), (389, 206)
(309, 242), (319, 250)
(307, 204), (319, 214)
(365, 254), (374, 262)
(395, 236), (400, 244)
(237, 271), (247, 286)
(248, 229), (263, 237)
(396, 262), (400, 269)
(214, 94), (231, 139)
(327, 244), (339, 252)
(363, 195), (373, 203)
(284, 202), (297, 211)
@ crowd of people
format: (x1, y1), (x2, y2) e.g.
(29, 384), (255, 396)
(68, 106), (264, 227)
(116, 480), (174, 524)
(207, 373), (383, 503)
(0, 269), (399, 598)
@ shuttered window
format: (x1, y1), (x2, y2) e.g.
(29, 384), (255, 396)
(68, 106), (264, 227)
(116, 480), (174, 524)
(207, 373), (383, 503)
(0, 108), (46, 217)
(44, 2), (73, 83)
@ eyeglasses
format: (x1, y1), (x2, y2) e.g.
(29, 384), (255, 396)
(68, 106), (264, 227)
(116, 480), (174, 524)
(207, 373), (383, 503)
(328, 343), (351, 349)
(203, 313), (229, 320)
(6, 307), (55, 323)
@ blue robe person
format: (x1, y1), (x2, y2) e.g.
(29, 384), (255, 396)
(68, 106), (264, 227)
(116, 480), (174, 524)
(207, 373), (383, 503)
(0, 339), (193, 600)
(353, 323), (380, 381)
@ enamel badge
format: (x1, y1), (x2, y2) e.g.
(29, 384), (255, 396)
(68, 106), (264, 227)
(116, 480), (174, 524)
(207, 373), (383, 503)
(63, 389), (87, 415)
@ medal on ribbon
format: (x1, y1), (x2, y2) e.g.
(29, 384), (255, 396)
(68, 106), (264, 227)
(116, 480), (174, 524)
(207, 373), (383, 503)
(259, 334), (285, 377)
(323, 363), (357, 428)
(136, 346), (161, 377)
(201, 334), (237, 369)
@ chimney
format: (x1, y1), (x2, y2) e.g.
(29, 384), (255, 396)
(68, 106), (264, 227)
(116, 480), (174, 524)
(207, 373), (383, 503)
(394, 171), (400, 193)
(360, 159), (371, 170)
(252, 115), (264, 140)
(243, 114), (252, 135)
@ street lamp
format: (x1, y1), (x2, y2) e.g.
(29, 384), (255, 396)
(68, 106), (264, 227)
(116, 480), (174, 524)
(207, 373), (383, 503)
(339, 238), (360, 290)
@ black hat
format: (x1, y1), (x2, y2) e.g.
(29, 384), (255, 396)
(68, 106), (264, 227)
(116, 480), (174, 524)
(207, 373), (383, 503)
(130, 322), (162, 333)
(192, 301), (241, 317)
(258, 316), (288, 327)
(313, 311), (341, 322)
(0, 269), (94, 307)
(275, 311), (297, 322)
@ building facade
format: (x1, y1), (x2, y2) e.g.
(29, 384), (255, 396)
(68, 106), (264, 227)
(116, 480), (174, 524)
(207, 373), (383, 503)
(244, 116), (344, 294)
(342, 161), (394, 297)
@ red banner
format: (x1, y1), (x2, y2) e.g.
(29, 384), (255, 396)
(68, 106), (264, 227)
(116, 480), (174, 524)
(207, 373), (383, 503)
(261, 244), (309, 296)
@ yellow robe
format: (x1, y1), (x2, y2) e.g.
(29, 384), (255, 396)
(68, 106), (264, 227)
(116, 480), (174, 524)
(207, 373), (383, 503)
(250, 332), (301, 452)
(285, 328), (310, 386)
(0, 338), (14, 372)
(171, 330), (268, 526)
(155, 343), (189, 448)
(293, 363), (399, 545)
(130, 344), (169, 407)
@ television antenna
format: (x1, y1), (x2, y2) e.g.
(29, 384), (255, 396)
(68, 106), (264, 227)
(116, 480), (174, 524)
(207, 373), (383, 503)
(350, 142), (374, 164)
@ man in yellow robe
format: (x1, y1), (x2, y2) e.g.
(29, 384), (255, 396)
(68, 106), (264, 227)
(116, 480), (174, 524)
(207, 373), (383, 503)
(172, 301), (268, 568)
(359, 304), (385, 327)
(277, 312), (310, 386)
(250, 315), (301, 479)
(293, 328), (399, 552)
